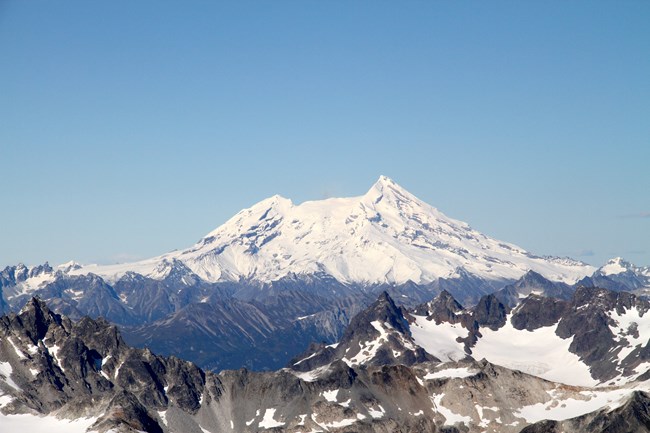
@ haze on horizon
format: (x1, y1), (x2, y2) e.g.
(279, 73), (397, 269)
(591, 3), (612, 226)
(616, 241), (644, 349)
(1, 1), (648, 269)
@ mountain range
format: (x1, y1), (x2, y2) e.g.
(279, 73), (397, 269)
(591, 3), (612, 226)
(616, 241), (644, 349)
(3, 288), (650, 432)
(1, 177), (649, 373)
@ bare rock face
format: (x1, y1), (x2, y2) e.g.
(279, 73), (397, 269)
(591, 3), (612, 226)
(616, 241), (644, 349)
(494, 270), (574, 308)
(510, 295), (569, 331)
(473, 294), (509, 331)
(289, 292), (436, 372)
(4, 290), (650, 433)
(412, 290), (465, 323)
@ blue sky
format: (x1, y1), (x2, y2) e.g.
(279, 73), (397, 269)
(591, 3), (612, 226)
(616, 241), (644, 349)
(1, 1), (649, 268)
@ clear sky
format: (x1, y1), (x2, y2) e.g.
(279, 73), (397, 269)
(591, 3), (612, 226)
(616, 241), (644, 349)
(1, 1), (649, 269)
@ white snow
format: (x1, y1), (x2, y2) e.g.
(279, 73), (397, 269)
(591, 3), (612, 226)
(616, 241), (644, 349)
(608, 306), (650, 364)
(471, 315), (597, 387)
(0, 361), (20, 390)
(66, 176), (593, 286)
(114, 360), (124, 379)
(431, 394), (471, 426)
(157, 410), (167, 426)
(367, 405), (385, 418)
(293, 352), (317, 366)
(258, 408), (284, 428)
(600, 257), (630, 276)
(18, 272), (55, 293)
(288, 364), (331, 382)
(343, 320), (392, 366)
(424, 367), (478, 379)
(0, 393), (13, 408)
(322, 389), (339, 402)
(515, 387), (636, 422)
(0, 414), (97, 433)
(48, 345), (65, 373)
(410, 316), (469, 362)
(7, 339), (26, 360)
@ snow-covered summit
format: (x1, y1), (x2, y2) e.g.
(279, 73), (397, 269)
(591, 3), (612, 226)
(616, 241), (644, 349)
(68, 176), (594, 285)
(599, 257), (639, 276)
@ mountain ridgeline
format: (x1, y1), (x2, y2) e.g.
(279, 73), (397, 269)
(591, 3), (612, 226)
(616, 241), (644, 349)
(3, 287), (650, 432)
(1, 178), (649, 372)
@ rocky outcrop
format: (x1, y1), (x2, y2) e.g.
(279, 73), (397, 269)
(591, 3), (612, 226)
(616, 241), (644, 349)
(290, 292), (436, 372)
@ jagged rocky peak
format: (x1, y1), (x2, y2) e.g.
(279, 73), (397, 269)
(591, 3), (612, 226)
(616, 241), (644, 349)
(15, 296), (65, 342)
(517, 269), (554, 286)
(291, 292), (435, 371)
(149, 258), (199, 284)
(412, 290), (465, 324)
(472, 294), (509, 331)
(57, 260), (82, 273)
(0, 262), (54, 285)
(571, 285), (642, 313)
(510, 294), (570, 331)
(343, 291), (410, 336)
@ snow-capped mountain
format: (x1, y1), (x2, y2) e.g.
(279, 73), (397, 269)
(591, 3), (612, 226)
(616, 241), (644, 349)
(595, 257), (650, 289)
(576, 257), (650, 296)
(67, 176), (593, 286)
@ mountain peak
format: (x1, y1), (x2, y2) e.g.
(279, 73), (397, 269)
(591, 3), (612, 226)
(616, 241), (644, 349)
(63, 177), (595, 286)
(375, 174), (397, 188)
(599, 257), (635, 276)
(364, 175), (415, 203)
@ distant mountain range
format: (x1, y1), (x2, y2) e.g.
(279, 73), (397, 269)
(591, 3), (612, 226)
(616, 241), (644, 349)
(0, 177), (649, 372)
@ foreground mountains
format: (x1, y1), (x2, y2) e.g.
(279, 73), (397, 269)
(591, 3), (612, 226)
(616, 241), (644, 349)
(3, 288), (650, 433)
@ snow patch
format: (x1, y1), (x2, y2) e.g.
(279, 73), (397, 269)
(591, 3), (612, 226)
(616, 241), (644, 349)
(424, 367), (478, 380)
(608, 306), (650, 365)
(322, 389), (339, 402)
(411, 316), (469, 362)
(0, 414), (97, 433)
(432, 394), (471, 426)
(7, 339), (26, 360)
(0, 361), (20, 390)
(157, 410), (167, 426)
(258, 408), (284, 428)
(516, 387), (636, 422)
(472, 315), (597, 387)
(288, 364), (331, 382)
(367, 404), (385, 418)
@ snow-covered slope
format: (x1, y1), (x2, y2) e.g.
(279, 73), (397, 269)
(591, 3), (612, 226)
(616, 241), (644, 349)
(69, 176), (593, 285)
(595, 257), (650, 288)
